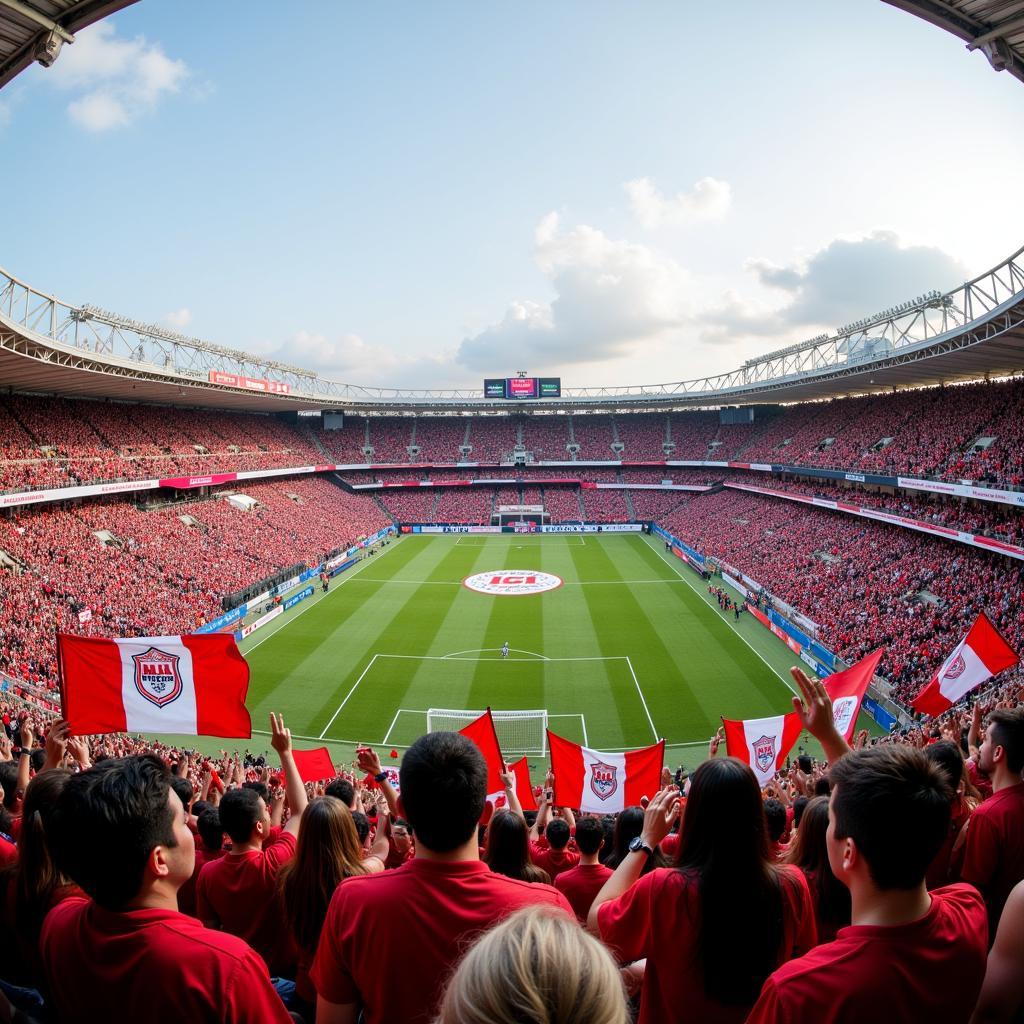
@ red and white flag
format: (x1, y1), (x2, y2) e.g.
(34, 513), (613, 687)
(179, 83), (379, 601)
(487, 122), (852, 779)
(507, 755), (538, 812)
(548, 731), (664, 813)
(76, 608), (92, 625)
(459, 709), (506, 802)
(722, 713), (803, 789)
(911, 613), (1019, 717)
(57, 633), (251, 737)
(824, 649), (883, 742)
(292, 746), (336, 784)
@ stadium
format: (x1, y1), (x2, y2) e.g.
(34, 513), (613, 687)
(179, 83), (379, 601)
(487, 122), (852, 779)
(1, 2), (1024, 1023)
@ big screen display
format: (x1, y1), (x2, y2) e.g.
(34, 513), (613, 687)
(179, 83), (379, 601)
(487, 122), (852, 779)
(482, 377), (562, 399)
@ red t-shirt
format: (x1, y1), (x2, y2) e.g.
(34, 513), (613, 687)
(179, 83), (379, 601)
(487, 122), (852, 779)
(529, 840), (580, 880)
(660, 832), (680, 859)
(745, 885), (988, 1024)
(310, 857), (573, 1024)
(196, 830), (296, 973)
(598, 865), (815, 1024)
(179, 844), (226, 919)
(40, 897), (291, 1023)
(0, 835), (16, 868)
(554, 862), (612, 922)
(926, 797), (972, 891)
(960, 782), (1024, 940)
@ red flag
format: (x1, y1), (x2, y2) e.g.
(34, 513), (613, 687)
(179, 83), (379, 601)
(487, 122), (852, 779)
(911, 613), (1019, 717)
(507, 756), (537, 812)
(291, 747), (336, 784)
(547, 731), (663, 812)
(722, 713), (803, 789)
(57, 633), (250, 737)
(824, 649), (883, 742)
(459, 709), (506, 799)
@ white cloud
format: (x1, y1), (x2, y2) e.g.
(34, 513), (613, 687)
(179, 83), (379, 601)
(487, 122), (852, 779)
(49, 22), (188, 132)
(164, 308), (192, 329)
(698, 230), (967, 343)
(457, 212), (696, 371)
(624, 176), (731, 229)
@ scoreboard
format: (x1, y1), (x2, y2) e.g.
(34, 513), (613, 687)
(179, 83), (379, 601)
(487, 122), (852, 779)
(483, 377), (561, 399)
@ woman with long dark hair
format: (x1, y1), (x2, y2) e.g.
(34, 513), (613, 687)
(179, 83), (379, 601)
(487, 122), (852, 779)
(279, 797), (370, 1014)
(589, 758), (816, 1024)
(784, 795), (850, 942)
(604, 806), (666, 874)
(485, 809), (551, 884)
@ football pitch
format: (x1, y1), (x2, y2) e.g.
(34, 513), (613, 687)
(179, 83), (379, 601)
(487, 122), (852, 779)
(216, 532), (856, 769)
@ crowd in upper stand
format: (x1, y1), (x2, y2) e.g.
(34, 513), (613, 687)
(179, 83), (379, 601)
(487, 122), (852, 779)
(4, 378), (1024, 496)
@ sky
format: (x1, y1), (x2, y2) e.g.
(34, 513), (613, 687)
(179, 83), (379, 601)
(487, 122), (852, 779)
(1, 0), (1023, 391)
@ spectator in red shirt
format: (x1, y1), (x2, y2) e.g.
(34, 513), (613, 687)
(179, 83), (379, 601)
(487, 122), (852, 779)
(178, 807), (225, 918)
(279, 796), (373, 1017)
(924, 739), (975, 889)
(747, 745), (988, 1024)
(486, 809), (552, 883)
(555, 816), (612, 923)
(310, 732), (573, 1024)
(41, 754), (290, 1023)
(961, 708), (1024, 943)
(437, 905), (629, 1024)
(590, 759), (816, 1024)
(196, 712), (307, 975)
(530, 817), (580, 880)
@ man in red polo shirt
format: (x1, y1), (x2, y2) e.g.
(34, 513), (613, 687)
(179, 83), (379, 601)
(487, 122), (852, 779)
(746, 744), (988, 1023)
(554, 816), (611, 922)
(40, 754), (290, 1022)
(960, 707), (1024, 943)
(196, 712), (307, 974)
(311, 733), (573, 1024)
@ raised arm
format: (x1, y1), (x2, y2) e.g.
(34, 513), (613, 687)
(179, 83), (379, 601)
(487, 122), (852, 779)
(270, 713), (308, 836)
(356, 746), (400, 818)
(790, 667), (852, 764)
(498, 764), (526, 823)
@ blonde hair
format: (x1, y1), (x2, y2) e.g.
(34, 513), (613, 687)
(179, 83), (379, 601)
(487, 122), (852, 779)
(436, 906), (629, 1024)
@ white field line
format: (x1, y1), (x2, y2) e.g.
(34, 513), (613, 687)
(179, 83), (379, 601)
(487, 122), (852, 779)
(371, 653), (626, 663)
(347, 578), (681, 586)
(242, 538), (406, 655)
(441, 648), (550, 660)
(381, 707), (404, 745)
(626, 656), (659, 743)
(642, 534), (799, 699)
(318, 655), (379, 739)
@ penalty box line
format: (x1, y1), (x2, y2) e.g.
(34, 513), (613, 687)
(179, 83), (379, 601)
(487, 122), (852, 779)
(319, 652), (656, 743)
(381, 709), (589, 747)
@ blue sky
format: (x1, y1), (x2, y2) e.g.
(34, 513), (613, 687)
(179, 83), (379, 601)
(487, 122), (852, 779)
(2, 0), (1022, 389)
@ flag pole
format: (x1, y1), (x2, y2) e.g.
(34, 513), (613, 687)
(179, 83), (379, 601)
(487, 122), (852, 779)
(55, 631), (67, 722)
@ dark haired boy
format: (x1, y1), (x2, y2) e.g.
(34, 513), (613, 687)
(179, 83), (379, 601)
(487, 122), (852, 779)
(554, 816), (612, 922)
(311, 732), (572, 1024)
(746, 678), (988, 1024)
(41, 754), (290, 1022)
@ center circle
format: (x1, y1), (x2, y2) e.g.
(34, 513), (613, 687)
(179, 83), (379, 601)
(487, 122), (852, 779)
(462, 569), (563, 596)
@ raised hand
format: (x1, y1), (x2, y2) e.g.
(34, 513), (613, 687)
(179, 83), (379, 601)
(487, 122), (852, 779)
(640, 786), (681, 848)
(790, 666), (851, 763)
(708, 726), (724, 758)
(356, 746), (383, 777)
(269, 713), (292, 755)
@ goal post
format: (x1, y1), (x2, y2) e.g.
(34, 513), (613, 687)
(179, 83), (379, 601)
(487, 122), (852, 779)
(426, 708), (549, 755)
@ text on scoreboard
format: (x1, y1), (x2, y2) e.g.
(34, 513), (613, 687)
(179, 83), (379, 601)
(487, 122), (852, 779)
(483, 377), (561, 399)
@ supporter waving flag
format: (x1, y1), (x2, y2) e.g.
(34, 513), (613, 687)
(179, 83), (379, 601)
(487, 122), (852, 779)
(506, 755), (538, 812)
(911, 612), (1019, 717)
(547, 731), (664, 813)
(458, 708), (507, 802)
(722, 712), (803, 789)
(824, 648), (883, 742)
(57, 632), (251, 737)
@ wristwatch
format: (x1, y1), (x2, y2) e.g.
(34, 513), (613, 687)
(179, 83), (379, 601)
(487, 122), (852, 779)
(628, 836), (654, 859)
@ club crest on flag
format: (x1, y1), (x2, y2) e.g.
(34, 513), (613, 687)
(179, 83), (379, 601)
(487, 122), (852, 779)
(589, 760), (618, 802)
(943, 654), (967, 681)
(832, 696), (858, 738)
(132, 647), (183, 708)
(753, 734), (776, 774)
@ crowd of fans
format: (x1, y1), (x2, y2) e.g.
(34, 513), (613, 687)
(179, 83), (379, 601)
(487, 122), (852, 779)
(656, 489), (1024, 703)
(1, 665), (1021, 1023)
(0, 478), (387, 692)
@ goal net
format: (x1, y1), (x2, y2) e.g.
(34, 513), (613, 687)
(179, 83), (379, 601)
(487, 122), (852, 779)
(426, 708), (549, 755)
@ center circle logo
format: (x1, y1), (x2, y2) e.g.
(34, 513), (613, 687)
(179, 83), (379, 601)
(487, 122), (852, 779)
(463, 570), (563, 596)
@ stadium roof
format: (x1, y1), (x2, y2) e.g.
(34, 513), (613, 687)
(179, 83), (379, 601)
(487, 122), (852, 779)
(0, 0), (138, 89)
(883, 0), (1024, 85)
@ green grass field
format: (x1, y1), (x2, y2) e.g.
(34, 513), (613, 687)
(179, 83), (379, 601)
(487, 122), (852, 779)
(207, 532), (869, 773)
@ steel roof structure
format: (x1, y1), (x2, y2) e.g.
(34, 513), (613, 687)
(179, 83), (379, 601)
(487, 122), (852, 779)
(0, 0), (138, 89)
(883, 0), (1024, 85)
